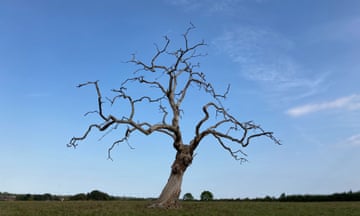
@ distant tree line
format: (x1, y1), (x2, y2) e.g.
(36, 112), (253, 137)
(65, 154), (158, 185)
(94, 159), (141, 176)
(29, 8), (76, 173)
(15, 193), (62, 201)
(2, 190), (360, 202)
(69, 190), (114, 201)
(182, 190), (360, 202)
(277, 191), (360, 202)
(0, 190), (115, 201)
(216, 191), (360, 202)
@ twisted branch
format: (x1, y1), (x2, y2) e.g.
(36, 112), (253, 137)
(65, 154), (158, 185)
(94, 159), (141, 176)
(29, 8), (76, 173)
(190, 102), (280, 160)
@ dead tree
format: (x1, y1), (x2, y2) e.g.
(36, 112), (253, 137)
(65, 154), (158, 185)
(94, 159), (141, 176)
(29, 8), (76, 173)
(68, 25), (280, 208)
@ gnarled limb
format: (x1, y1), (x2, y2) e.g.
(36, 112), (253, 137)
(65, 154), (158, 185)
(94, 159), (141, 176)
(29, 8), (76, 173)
(190, 102), (280, 161)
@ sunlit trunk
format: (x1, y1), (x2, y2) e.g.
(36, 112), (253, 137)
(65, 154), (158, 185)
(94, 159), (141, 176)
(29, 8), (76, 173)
(149, 145), (192, 208)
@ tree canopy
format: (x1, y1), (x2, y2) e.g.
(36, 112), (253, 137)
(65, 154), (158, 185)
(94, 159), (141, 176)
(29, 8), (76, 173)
(200, 191), (214, 201)
(183, 193), (194, 201)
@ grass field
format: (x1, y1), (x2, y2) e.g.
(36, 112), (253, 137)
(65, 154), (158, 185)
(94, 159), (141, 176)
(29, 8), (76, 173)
(1, 201), (360, 216)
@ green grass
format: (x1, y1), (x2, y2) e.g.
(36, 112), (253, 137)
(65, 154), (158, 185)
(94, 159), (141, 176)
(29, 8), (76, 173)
(1, 201), (360, 216)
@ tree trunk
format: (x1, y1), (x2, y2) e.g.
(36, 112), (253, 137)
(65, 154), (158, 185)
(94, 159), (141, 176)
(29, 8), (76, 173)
(149, 145), (193, 208)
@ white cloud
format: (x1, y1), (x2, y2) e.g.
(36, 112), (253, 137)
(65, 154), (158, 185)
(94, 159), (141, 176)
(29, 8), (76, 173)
(286, 94), (360, 117)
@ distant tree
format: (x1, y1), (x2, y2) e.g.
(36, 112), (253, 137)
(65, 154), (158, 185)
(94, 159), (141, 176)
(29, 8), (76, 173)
(68, 24), (280, 208)
(87, 190), (111, 200)
(70, 193), (87, 201)
(200, 191), (213, 201)
(264, 195), (275, 201)
(183, 193), (194, 201)
(279, 193), (286, 201)
(43, 193), (53, 201)
(23, 194), (33, 201)
(34, 195), (42, 201)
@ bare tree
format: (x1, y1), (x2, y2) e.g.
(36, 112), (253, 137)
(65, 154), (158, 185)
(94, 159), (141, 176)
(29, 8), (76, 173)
(68, 25), (280, 208)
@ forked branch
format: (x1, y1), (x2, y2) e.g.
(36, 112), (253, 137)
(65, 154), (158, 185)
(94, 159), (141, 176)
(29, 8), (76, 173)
(190, 102), (280, 161)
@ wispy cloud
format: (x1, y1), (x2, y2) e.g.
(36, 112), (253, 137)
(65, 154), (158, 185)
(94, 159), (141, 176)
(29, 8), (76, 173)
(286, 94), (360, 117)
(213, 26), (328, 100)
(345, 134), (360, 147)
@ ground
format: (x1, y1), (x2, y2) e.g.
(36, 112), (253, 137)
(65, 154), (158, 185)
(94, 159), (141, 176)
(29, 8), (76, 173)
(0, 200), (359, 216)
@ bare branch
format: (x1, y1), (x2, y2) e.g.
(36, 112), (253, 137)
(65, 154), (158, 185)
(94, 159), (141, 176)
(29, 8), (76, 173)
(212, 133), (248, 162)
(69, 77), (177, 151)
(128, 36), (170, 73)
(67, 122), (115, 149)
(77, 81), (107, 121)
(107, 126), (135, 160)
(159, 104), (169, 124)
(190, 102), (281, 160)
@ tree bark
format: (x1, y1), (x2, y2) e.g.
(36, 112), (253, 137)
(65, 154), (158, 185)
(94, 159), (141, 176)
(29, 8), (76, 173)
(149, 145), (192, 208)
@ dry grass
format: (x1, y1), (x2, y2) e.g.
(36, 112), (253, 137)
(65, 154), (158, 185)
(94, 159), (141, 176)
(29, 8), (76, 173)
(0, 200), (359, 216)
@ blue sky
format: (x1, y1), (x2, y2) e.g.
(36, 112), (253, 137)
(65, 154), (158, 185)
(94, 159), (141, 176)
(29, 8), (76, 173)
(1, 0), (360, 199)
